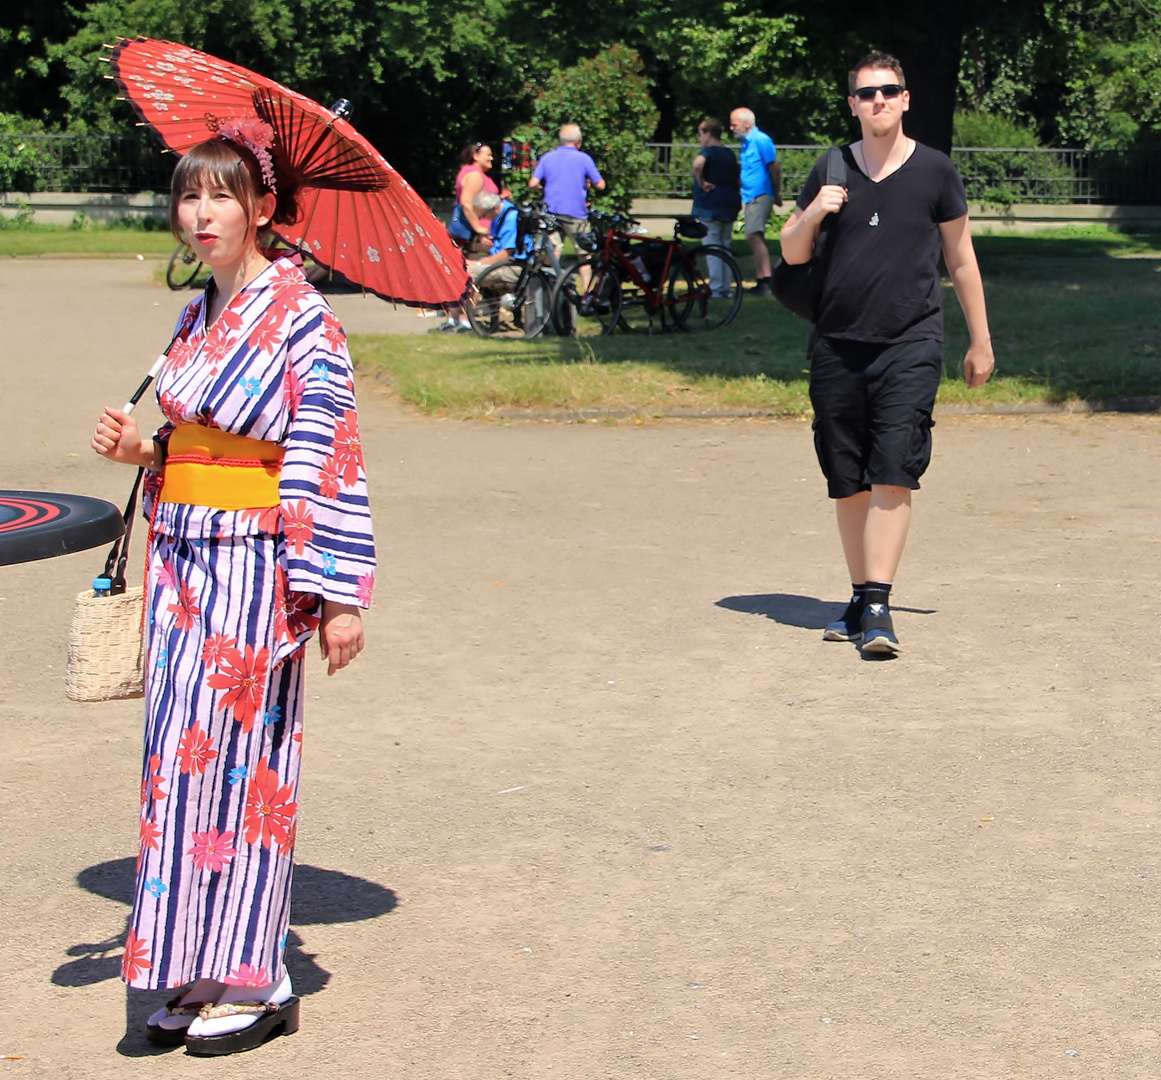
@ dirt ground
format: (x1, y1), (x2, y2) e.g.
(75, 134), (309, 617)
(3, 259), (1161, 1079)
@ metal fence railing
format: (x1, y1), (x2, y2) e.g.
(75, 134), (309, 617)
(635, 143), (1161, 206)
(4, 133), (1161, 206)
(0, 134), (174, 193)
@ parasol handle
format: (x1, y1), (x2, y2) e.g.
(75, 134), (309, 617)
(122, 344), (176, 414)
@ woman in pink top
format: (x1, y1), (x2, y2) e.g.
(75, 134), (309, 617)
(431, 142), (503, 332)
(455, 142), (500, 247)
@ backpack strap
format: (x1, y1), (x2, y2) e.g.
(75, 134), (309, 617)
(824, 145), (848, 188)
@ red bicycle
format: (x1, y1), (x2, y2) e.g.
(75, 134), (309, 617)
(552, 212), (742, 335)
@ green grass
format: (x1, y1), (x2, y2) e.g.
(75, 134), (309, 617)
(353, 227), (1161, 417)
(0, 222), (175, 257)
(4, 221), (1159, 416)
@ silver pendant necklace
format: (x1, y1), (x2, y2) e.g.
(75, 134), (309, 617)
(856, 145), (881, 227)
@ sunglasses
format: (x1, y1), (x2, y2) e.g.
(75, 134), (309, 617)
(853, 84), (905, 101)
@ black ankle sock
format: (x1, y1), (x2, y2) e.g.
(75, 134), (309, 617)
(863, 581), (892, 611)
(836, 584), (866, 624)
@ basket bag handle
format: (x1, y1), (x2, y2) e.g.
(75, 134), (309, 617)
(101, 467), (145, 595)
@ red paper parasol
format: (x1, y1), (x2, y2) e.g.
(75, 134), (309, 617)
(107, 37), (469, 308)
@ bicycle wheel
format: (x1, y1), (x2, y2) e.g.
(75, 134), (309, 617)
(166, 243), (203, 290)
(615, 263), (665, 334)
(669, 245), (743, 332)
(552, 260), (622, 337)
(467, 262), (552, 339)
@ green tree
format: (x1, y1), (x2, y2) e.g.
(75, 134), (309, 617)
(50, 0), (537, 191)
(959, 0), (1161, 149)
(0, 111), (45, 190)
(512, 45), (658, 213)
(0, 1), (81, 124)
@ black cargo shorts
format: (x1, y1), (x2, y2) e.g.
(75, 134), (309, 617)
(808, 336), (943, 499)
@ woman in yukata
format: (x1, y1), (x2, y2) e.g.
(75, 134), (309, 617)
(91, 118), (375, 1055)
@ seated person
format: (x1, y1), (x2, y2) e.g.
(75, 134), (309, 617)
(466, 191), (533, 286)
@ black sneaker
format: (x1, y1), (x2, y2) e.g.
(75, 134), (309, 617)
(859, 602), (901, 655)
(747, 279), (772, 296)
(823, 597), (864, 642)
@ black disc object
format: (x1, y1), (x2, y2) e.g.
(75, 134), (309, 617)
(0, 491), (125, 567)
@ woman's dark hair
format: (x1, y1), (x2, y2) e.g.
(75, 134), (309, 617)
(459, 141), (488, 165)
(698, 118), (723, 140)
(169, 137), (300, 241)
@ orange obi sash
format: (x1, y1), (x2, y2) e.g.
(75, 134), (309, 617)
(159, 424), (284, 510)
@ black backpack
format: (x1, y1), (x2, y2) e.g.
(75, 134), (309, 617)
(494, 204), (535, 256)
(770, 146), (848, 322)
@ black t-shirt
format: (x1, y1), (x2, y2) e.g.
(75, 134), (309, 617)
(797, 142), (968, 344)
(692, 144), (742, 220)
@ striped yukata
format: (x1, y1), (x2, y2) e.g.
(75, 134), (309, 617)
(121, 254), (375, 990)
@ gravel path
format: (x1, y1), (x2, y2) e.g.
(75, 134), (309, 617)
(3, 259), (1161, 1078)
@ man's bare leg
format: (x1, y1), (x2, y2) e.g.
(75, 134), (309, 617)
(835, 490), (870, 584)
(829, 486), (911, 651)
(863, 485), (911, 582)
(746, 230), (772, 283)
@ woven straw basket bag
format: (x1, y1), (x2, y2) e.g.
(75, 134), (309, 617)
(65, 586), (144, 700)
(65, 469), (146, 702)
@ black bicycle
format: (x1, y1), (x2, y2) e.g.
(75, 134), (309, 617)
(166, 242), (203, 290)
(467, 203), (567, 338)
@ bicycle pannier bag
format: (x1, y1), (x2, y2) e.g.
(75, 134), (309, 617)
(675, 215), (709, 240)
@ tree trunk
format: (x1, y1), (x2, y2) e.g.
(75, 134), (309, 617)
(879, 6), (968, 154)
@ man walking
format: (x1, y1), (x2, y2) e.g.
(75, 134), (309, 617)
(729, 108), (782, 295)
(778, 52), (994, 656)
(529, 124), (605, 252)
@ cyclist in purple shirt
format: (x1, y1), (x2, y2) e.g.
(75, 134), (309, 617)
(529, 124), (605, 254)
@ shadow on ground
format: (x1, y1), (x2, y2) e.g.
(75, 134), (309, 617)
(54, 858), (397, 1056)
(717, 592), (936, 630)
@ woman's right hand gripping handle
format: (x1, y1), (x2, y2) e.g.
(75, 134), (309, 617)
(92, 407), (162, 470)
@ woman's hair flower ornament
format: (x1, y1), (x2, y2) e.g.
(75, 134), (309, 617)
(218, 118), (278, 193)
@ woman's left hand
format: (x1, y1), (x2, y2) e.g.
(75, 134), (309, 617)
(319, 600), (364, 676)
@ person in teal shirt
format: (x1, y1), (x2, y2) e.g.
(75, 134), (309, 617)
(729, 108), (782, 295)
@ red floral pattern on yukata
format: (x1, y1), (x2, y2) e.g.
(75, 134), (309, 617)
(317, 456), (341, 499)
(240, 505), (282, 535)
(167, 581), (201, 632)
(224, 963), (270, 987)
(273, 567), (320, 643)
(138, 815), (161, 870)
(322, 310), (346, 352)
(200, 633), (237, 666)
(242, 757), (298, 850)
(205, 644), (271, 732)
(175, 721), (218, 776)
(122, 930), (152, 982)
(331, 410), (363, 486)
(281, 500), (314, 556)
(187, 827), (237, 873)
(248, 306), (286, 354)
(141, 753), (167, 805)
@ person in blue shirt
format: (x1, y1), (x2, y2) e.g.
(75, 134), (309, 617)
(466, 191), (532, 286)
(729, 108), (783, 295)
